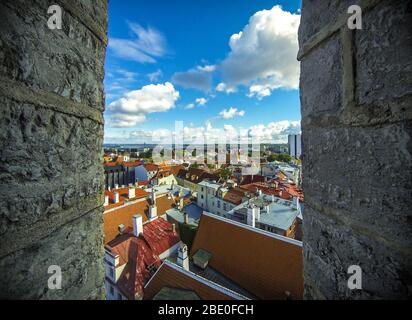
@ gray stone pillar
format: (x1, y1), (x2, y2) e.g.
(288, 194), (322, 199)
(298, 0), (412, 299)
(0, 0), (108, 299)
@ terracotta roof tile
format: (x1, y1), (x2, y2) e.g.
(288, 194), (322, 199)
(103, 195), (176, 243)
(190, 213), (303, 299)
(106, 218), (180, 299)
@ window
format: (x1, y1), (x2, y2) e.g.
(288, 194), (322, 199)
(201, 195), (203, 199)
(109, 267), (114, 278)
(217, 201), (221, 208)
(117, 292), (122, 300)
(223, 203), (227, 211)
(109, 286), (114, 296)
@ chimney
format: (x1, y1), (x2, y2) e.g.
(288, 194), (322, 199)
(257, 189), (263, 197)
(150, 188), (156, 205)
(172, 223), (176, 233)
(177, 243), (189, 271)
(128, 187), (135, 199)
(178, 198), (184, 210)
(114, 192), (120, 203)
(118, 224), (125, 235)
(149, 204), (157, 220)
(133, 214), (143, 236)
(271, 194), (275, 202)
(247, 205), (258, 228)
(292, 197), (300, 211)
(184, 212), (189, 224)
(104, 195), (109, 206)
(114, 183), (119, 189)
(108, 186), (111, 191)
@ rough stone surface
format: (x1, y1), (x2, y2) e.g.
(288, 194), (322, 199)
(299, 0), (412, 299)
(0, 0), (107, 299)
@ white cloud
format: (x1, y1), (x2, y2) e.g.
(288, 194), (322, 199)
(147, 69), (162, 82)
(216, 82), (237, 94)
(109, 113), (146, 128)
(219, 107), (245, 119)
(126, 120), (300, 144)
(185, 103), (195, 109)
(221, 5), (300, 98)
(195, 97), (207, 106)
(107, 82), (179, 127)
(196, 65), (216, 72)
(108, 22), (168, 63)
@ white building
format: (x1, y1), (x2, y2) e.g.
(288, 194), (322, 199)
(288, 134), (302, 159)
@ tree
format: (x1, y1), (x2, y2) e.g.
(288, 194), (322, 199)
(267, 153), (291, 163)
(219, 168), (232, 181)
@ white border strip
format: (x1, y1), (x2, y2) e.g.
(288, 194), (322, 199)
(144, 260), (250, 300)
(202, 211), (303, 247)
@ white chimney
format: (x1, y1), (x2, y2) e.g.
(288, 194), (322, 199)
(184, 212), (189, 224)
(108, 186), (111, 191)
(128, 187), (136, 199)
(179, 198), (185, 210)
(133, 214), (143, 236)
(149, 204), (157, 220)
(292, 197), (300, 211)
(271, 194), (275, 202)
(150, 189), (156, 205)
(114, 184), (119, 189)
(114, 192), (120, 204)
(118, 224), (125, 235)
(258, 189), (263, 197)
(104, 195), (109, 206)
(247, 205), (259, 228)
(177, 243), (189, 271)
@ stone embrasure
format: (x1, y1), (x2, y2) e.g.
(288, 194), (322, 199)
(0, 0), (108, 299)
(299, 0), (412, 299)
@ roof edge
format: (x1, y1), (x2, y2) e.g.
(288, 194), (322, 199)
(202, 211), (303, 247)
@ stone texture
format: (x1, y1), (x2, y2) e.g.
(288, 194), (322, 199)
(300, 0), (412, 299)
(0, 0), (106, 110)
(0, 0), (107, 299)
(355, 0), (412, 106)
(300, 34), (343, 119)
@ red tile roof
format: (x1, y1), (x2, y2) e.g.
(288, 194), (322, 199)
(103, 195), (176, 243)
(145, 163), (159, 172)
(106, 218), (180, 299)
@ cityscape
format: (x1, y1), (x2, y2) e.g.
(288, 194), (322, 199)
(0, 0), (410, 310)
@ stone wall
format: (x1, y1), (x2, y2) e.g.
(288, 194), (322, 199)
(0, 0), (108, 299)
(298, 0), (412, 299)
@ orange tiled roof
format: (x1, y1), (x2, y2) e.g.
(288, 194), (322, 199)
(190, 213), (303, 300)
(145, 163), (159, 172)
(143, 262), (235, 300)
(103, 195), (176, 243)
(104, 187), (149, 210)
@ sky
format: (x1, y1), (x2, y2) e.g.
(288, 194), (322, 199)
(104, 0), (302, 144)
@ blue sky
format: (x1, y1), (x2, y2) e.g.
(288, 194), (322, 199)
(104, 0), (302, 144)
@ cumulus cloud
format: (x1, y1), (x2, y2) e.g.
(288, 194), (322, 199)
(195, 97), (207, 106)
(108, 22), (168, 63)
(127, 120), (300, 144)
(220, 5), (300, 98)
(107, 82), (179, 127)
(219, 107), (245, 119)
(185, 103), (195, 110)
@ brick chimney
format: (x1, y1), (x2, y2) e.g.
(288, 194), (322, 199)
(104, 195), (109, 206)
